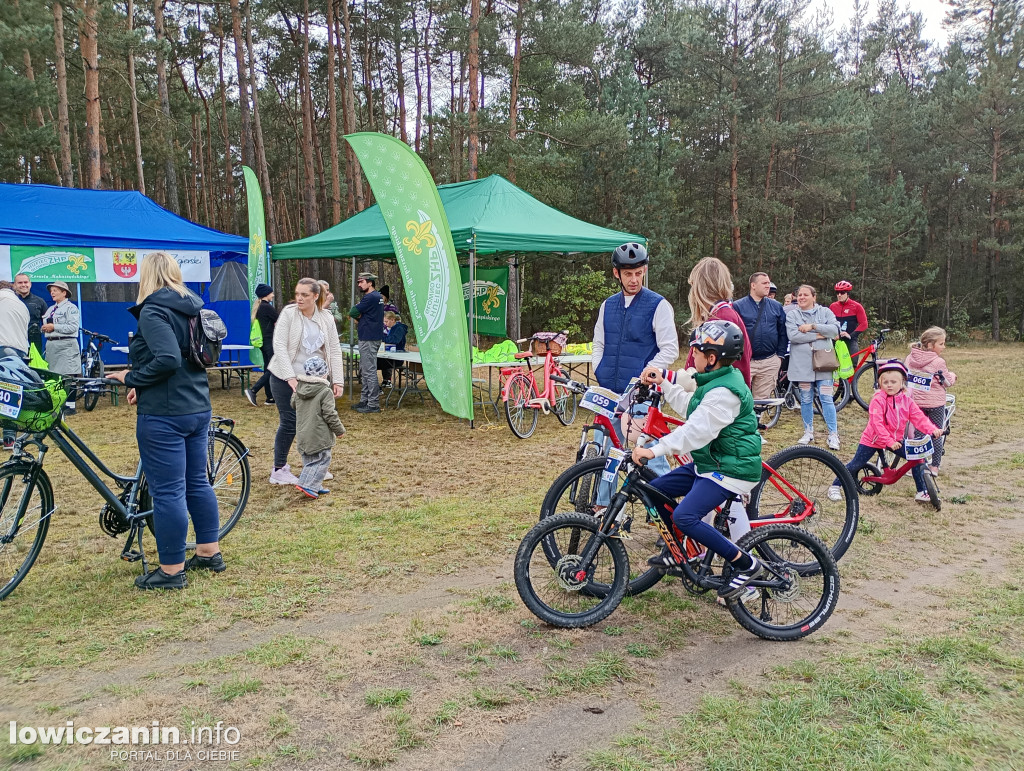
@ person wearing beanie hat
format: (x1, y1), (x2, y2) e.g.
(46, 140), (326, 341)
(291, 355), (346, 499)
(245, 283), (280, 407)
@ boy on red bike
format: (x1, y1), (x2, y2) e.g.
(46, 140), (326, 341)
(632, 320), (764, 600)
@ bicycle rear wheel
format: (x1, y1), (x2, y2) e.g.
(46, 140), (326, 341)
(141, 430), (250, 548)
(504, 374), (538, 439)
(851, 364), (876, 410)
(726, 524), (840, 641)
(748, 445), (859, 563)
(760, 386), (784, 429)
(514, 511), (629, 628)
(540, 456), (664, 596)
(82, 358), (104, 411)
(0, 463), (54, 601)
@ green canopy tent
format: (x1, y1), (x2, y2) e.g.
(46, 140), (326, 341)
(271, 174), (645, 341)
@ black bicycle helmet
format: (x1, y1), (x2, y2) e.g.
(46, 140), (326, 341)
(612, 242), (649, 269)
(689, 320), (745, 360)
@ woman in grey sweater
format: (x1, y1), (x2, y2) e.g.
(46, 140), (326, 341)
(41, 281), (81, 414)
(786, 285), (841, 449)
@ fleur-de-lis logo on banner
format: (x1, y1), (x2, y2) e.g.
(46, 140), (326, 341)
(403, 219), (437, 255)
(67, 254), (88, 274)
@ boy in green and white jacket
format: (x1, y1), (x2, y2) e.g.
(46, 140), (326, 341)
(632, 320), (764, 600)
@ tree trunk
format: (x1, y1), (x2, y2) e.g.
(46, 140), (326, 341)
(507, 0), (524, 183)
(362, 0), (375, 131)
(412, 3), (423, 152)
(154, 0), (179, 212)
(507, 256), (520, 339)
(989, 126), (1001, 342)
(229, 0), (255, 168)
(326, 0), (342, 224)
(77, 0), (102, 189)
(395, 19), (408, 144)
(247, 0), (278, 242)
(341, 0), (364, 212)
(299, 0), (320, 234)
(425, 0), (434, 162)
(728, 0), (741, 260)
(125, 0), (145, 194)
(52, 1), (74, 186)
(216, 22), (234, 229)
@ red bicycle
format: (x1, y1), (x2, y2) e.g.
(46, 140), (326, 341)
(501, 332), (577, 439)
(541, 378), (859, 596)
(847, 328), (891, 410)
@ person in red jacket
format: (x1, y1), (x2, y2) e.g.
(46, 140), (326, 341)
(684, 257), (752, 386)
(829, 280), (868, 351)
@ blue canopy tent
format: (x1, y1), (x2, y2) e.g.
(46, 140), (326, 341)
(0, 183), (251, 365)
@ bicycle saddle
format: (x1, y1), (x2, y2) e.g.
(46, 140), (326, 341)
(514, 352), (533, 359)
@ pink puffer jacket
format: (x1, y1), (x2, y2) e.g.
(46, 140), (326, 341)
(860, 389), (940, 450)
(905, 347), (956, 408)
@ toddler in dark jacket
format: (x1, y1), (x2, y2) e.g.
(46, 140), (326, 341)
(291, 356), (346, 499)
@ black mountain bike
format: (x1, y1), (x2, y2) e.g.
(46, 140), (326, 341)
(0, 385), (250, 601)
(515, 454), (840, 640)
(79, 329), (116, 411)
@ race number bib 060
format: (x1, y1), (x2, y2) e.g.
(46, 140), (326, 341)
(907, 372), (934, 392)
(0, 380), (24, 419)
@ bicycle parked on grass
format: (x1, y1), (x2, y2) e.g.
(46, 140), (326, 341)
(0, 369), (250, 601)
(847, 328), (891, 410)
(544, 377), (858, 596)
(761, 353), (849, 429)
(515, 453), (840, 639)
(501, 331), (578, 438)
(78, 328), (116, 411)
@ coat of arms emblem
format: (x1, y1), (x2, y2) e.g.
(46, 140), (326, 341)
(112, 250), (137, 278)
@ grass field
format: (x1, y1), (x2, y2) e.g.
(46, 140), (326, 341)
(0, 343), (1022, 770)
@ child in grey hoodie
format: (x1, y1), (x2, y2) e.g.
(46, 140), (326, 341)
(291, 356), (346, 499)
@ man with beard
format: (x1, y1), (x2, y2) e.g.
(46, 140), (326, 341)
(348, 272), (385, 413)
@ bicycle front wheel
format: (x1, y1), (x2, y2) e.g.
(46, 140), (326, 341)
(540, 456), (664, 596)
(0, 462), (54, 601)
(923, 471), (941, 512)
(748, 445), (859, 563)
(851, 364), (876, 410)
(726, 524), (840, 641)
(514, 512), (629, 628)
(83, 358), (104, 411)
(504, 374), (538, 439)
(141, 430), (250, 548)
(551, 369), (578, 426)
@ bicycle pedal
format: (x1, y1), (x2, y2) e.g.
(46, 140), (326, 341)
(120, 549), (144, 562)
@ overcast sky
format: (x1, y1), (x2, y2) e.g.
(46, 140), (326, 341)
(808, 0), (952, 45)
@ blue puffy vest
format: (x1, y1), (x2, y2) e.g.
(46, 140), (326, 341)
(595, 288), (664, 394)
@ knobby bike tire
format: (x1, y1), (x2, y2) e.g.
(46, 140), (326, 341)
(540, 456), (664, 596)
(747, 445), (859, 563)
(142, 431), (250, 548)
(514, 511), (629, 628)
(726, 524), (840, 641)
(0, 462), (54, 601)
(851, 364), (877, 411)
(923, 471), (941, 511)
(855, 463), (883, 496)
(504, 374), (538, 439)
(552, 369), (578, 427)
(761, 387), (783, 429)
(83, 359), (104, 411)
(832, 377), (851, 412)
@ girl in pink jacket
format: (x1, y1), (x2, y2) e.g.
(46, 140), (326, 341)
(830, 359), (944, 503)
(905, 327), (956, 476)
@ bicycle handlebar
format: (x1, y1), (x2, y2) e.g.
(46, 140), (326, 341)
(81, 329), (117, 345)
(549, 374), (588, 394)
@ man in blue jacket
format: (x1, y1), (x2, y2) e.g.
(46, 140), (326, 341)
(349, 272), (385, 413)
(733, 272), (787, 400)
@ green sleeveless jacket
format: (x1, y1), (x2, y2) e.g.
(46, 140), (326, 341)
(686, 367), (762, 483)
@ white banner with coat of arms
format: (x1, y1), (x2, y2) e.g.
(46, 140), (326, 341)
(0, 245), (210, 283)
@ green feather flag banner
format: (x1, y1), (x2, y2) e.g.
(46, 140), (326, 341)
(344, 133), (473, 420)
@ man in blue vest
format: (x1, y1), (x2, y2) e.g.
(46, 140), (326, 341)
(592, 243), (679, 501)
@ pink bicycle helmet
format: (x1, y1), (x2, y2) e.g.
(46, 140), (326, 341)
(876, 359), (908, 379)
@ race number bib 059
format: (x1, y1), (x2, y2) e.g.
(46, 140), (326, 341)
(0, 380), (24, 419)
(580, 387), (620, 419)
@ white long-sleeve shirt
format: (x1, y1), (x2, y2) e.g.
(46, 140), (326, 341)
(592, 293), (679, 375)
(649, 379), (758, 495)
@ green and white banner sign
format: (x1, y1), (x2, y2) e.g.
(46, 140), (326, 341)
(345, 132), (473, 420)
(242, 165), (269, 301)
(460, 265), (508, 337)
(0, 245), (210, 283)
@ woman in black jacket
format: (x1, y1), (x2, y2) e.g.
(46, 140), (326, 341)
(245, 283), (278, 407)
(108, 251), (223, 590)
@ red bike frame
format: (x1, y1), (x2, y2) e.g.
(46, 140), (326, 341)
(858, 449), (925, 487)
(581, 392), (819, 528)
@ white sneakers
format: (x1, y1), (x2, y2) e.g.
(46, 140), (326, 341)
(914, 491), (931, 503)
(827, 485), (843, 501)
(827, 432), (841, 450)
(269, 464), (300, 485)
(798, 430), (814, 445)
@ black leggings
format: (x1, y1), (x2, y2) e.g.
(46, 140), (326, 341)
(251, 346), (274, 397)
(269, 374), (296, 469)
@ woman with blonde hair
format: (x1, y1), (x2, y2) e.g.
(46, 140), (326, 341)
(107, 251), (223, 590)
(266, 277), (346, 485)
(683, 257), (752, 385)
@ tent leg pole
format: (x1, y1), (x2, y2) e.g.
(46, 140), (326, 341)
(350, 256), (356, 401)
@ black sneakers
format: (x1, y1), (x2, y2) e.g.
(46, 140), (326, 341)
(647, 549), (680, 568)
(244, 388), (259, 407)
(350, 401), (367, 411)
(184, 552), (227, 573)
(719, 556), (764, 600)
(355, 405), (381, 413)
(134, 567), (188, 590)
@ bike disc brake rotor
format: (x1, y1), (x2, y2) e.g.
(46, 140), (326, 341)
(554, 554), (589, 592)
(766, 565), (800, 603)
